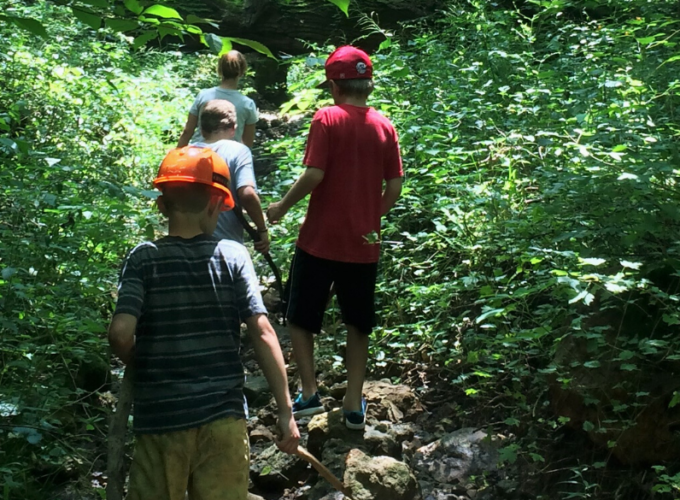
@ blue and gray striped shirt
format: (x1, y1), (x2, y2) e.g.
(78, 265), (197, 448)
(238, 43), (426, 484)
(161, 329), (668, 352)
(114, 234), (267, 434)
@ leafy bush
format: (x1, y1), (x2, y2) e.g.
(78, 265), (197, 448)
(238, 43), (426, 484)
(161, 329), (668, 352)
(0, 2), (216, 496)
(265, 0), (680, 497)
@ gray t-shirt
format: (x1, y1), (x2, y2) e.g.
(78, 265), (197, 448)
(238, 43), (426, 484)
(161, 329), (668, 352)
(189, 87), (258, 144)
(193, 140), (256, 243)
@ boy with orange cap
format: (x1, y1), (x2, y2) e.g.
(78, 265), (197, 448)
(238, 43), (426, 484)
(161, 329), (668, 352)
(267, 46), (403, 430)
(108, 147), (299, 500)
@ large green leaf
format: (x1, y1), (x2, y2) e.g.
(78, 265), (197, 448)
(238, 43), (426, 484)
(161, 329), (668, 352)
(229, 37), (275, 59)
(7, 16), (48, 38)
(72, 8), (102, 29)
(158, 26), (183, 40)
(326, 0), (350, 16)
(132, 30), (157, 49)
(106, 19), (139, 32)
(186, 14), (214, 25)
(142, 5), (183, 20)
(204, 33), (226, 54)
(124, 0), (144, 15)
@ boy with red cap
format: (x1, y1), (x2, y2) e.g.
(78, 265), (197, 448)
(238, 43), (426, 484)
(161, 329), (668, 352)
(108, 147), (299, 499)
(267, 46), (403, 430)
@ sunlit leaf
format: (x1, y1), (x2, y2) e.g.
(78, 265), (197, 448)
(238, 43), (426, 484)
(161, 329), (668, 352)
(579, 258), (605, 266)
(669, 392), (680, 409)
(326, 0), (350, 16)
(229, 37), (275, 59)
(124, 0), (144, 15)
(143, 5), (182, 20)
(475, 307), (505, 324)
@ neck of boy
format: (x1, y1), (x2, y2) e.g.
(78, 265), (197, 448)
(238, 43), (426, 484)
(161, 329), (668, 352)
(219, 79), (239, 90)
(167, 214), (209, 239)
(334, 95), (369, 107)
(202, 129), (236, 143)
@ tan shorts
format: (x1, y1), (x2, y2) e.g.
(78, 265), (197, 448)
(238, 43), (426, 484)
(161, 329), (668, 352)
(126, 417), (249, 500)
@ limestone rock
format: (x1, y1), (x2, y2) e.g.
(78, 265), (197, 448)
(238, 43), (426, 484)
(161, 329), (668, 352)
(344, 449), (421, 500)
(364, 381), (423, 423)
(244, 375), (271, 407)
(329, 382), (347, 400)
(308, 438), (361, 500)
(412, 428), (499, 485)
(317, 493), (346, 500)
(247, 494), (266, 500)
(364, 427), (400, 458)
(308, 409), (366, 457)
(250, 443), (308, 491)
(249, 425), (274, 445)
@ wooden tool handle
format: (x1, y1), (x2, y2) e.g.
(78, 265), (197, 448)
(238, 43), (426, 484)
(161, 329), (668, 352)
(296, 446), (352, 499)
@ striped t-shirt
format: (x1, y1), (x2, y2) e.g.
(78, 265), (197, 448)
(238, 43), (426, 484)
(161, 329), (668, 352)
(113, 234), (267, 434)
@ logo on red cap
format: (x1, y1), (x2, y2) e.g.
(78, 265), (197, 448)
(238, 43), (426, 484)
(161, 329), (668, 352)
(324, 46), (373, 82)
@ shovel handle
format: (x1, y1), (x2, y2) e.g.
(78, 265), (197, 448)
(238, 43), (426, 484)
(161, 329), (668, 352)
(295, 446), (352, 499)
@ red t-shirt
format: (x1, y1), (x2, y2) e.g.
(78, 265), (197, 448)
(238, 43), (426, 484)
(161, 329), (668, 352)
(297, 104), (403, 263)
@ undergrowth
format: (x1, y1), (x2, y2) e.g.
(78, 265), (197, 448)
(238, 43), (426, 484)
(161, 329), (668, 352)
(263, 0), (680, 497)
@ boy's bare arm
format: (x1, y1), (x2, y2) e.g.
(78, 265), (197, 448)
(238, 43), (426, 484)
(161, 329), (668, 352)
(177, 113), (199, 148)
(108, 313), (137, 365)
(267, 167), (325, 223)
(381, 177), (403, 215)
(245, 313), (300, 453)
(242, 124), (256, 148)
(238, 186), (269, 253)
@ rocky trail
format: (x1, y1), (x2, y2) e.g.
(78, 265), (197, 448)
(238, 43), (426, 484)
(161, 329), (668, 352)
(240, 322), (506, 500)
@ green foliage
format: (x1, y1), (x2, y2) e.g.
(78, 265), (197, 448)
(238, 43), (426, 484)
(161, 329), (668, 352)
(0, 3), (214, 497)
(2, 0), (679, 497)
(326, 0), (350, 17)
(0, 0), (272, 56)
(267, 0), (680, 497)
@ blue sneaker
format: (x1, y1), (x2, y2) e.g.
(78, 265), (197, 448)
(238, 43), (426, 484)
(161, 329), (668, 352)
(343, 398), (367, 431)
(292, 392), (325, 418)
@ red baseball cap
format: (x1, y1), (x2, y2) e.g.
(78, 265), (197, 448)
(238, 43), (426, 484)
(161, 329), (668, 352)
(317, 45), (373, 88)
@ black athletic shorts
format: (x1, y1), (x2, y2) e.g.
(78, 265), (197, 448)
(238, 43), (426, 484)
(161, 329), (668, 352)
(285, 247), (378, 335)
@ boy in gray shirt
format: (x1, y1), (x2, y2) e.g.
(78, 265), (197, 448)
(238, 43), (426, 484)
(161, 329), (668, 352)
(193, 99), (270, 254)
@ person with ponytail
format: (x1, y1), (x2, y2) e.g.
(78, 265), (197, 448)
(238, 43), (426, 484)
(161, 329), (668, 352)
(178, 50), (258, 149)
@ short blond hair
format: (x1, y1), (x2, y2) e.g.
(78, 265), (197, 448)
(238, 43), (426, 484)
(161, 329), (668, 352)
(200, 100), (237, 136)
(218, 50), (247, 80)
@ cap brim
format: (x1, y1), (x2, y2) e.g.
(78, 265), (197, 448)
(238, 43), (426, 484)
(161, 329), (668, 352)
(316, 80), (331, 89)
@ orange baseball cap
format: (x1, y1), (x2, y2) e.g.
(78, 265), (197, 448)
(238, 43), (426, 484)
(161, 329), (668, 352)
(153, 147), (234, 211)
